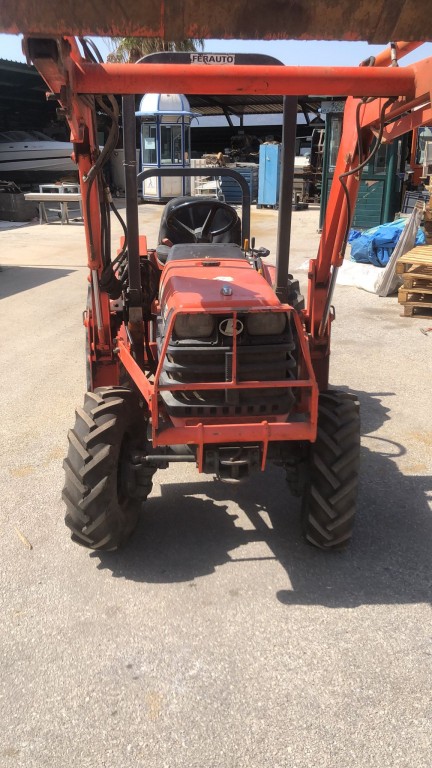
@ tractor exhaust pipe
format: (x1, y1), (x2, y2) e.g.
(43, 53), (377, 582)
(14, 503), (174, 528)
(275, 96), (298, 302)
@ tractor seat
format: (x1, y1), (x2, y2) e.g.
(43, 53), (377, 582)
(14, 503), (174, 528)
(158, 195), (241, 247)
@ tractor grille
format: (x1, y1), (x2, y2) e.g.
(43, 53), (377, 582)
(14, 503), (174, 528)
(158, 315), (297, 418)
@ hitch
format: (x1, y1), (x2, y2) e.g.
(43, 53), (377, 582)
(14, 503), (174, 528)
(204, 445), (261, 483)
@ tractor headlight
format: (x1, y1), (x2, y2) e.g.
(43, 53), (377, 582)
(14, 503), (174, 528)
(174, 313), (215, 339)
(246, 312), (287, 336)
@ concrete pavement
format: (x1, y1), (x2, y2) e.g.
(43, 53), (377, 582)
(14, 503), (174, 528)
(0, 203), (431, 767)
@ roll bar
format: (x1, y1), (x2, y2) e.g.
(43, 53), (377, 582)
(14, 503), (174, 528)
(137, 167), (252, 245)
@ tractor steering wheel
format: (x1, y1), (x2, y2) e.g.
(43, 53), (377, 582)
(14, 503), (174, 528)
(166, 199), (239, 243)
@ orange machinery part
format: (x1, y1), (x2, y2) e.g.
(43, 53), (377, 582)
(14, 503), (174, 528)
(1, 0), (431, 43)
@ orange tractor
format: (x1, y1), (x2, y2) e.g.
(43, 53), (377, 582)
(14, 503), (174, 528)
(3, 5), (432, 550)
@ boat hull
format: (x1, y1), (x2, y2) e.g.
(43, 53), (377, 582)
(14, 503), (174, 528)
(0, 140), (77, 183)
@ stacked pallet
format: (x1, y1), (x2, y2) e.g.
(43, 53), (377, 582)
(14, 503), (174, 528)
(397, 245), (432, 317)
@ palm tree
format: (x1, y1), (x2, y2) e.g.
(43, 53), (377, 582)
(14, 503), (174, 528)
(107, 37), (204, 63)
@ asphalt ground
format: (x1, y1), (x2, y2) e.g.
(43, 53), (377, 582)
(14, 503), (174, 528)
(0, 202), (431, 767)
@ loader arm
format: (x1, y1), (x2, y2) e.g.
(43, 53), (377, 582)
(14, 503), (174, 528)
(306, 51), (432, 387)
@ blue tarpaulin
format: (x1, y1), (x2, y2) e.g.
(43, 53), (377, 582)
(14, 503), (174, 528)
(348, 218), (426, 267)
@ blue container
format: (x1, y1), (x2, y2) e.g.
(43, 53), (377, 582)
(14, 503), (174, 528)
(257, 143), (281, 208)
(221, 164), (258, 204)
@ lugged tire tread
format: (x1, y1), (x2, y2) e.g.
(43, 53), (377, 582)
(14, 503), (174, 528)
(311, 453), (341, 490)
(63, 458), (87, 495)
(84, 418), (118, 448)
(67, 428), (90, 463)
(310, 485), (338, 520)
(332, 446), (359, 474)
(80, 445), (112, 484)
(328, 475), (358, 506)
(84, 391), (103, 408)
(315, 427), (341, 458)
(91, 398), (130, 419)
(79, 476), (109, 511)
(82, 509), (109, 536)
(62, 488), (90, 526)
(62, 387), (155, 551)
(75, 405), (96, 432)
(327, 506), (356, 531)
(302, 390), (360, 550)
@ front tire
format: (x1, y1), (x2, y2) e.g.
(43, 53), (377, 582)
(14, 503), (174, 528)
(302, 391), (360, 550)
(62, 387), (154, 551)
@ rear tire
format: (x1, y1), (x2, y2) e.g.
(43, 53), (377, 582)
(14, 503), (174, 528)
(287, 275), (305, 312)
(302, 391), (360, 549)
(62, 387), (155, 551)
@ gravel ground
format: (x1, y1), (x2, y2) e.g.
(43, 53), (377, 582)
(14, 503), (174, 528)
(0, 203), (431, 767)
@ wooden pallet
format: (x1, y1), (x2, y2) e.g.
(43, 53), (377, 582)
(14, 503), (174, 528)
(396, 244), (432, 274)
(396, 246), (432, 316)
(400, 304), (432, 318)
(398, 286), (432, 317)
(401, 272), (432, 293)
(396, 262), (432, 288)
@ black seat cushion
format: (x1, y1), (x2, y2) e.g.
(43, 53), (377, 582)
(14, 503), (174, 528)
(166, 243), (245, 263)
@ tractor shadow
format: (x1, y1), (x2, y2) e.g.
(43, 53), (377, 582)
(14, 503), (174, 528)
(94, 390), (432, 607)
(0, 265), (76, 299)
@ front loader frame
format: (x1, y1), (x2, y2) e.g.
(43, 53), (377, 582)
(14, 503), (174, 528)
(22, 37), (432, 393)
(117, 304), (318, 472)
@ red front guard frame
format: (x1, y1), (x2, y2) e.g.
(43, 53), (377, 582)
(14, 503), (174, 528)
(117, 305), (318, 472)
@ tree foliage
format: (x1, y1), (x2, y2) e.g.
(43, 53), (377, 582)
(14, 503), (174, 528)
(107, 37), (204, 63)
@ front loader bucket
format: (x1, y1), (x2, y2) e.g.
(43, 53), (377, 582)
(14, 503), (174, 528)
(0, 0), (430, 43)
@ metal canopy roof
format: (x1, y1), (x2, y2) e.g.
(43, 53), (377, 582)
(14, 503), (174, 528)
(0, 59), (53, 128)
(0, 59), (47, 104)
(0, 0), (431, 43)
(187, 95), (321, 118)
(0, 62), (61, 135)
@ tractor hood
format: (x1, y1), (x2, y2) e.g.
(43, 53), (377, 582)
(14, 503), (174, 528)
(159, 256), (281, 316)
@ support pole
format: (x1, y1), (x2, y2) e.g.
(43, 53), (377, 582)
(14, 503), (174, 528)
(122, 94), (141, 310)
(275, 96), (298, 302)
(382, 139), (398, 224)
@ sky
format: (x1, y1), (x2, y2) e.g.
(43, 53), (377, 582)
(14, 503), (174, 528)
(1, 33), (432, 67)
